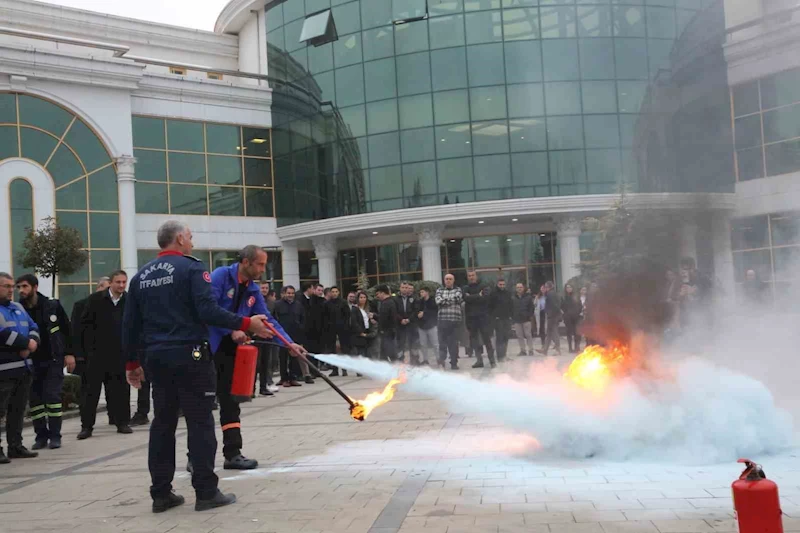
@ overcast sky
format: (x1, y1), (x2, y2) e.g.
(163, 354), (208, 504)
(41, 0), (232, 31)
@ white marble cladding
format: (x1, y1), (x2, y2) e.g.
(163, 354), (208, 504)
(135, 214), (281, 250)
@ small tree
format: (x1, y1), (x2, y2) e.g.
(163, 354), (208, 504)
(355, 267), (371, 293)
(19, 217), (87, 296)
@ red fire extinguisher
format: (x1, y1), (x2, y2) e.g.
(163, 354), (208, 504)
(732, 458), (783, 533)
(230, 344), (259, 403)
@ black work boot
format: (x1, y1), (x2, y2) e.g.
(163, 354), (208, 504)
(77, 428), (93, 440)
(195, 490), (237, 511)
(153, 491), (185, 513)
(224, 454), (258, 470)
(7, 446), (38, 459)
(0, 448), (9, 464)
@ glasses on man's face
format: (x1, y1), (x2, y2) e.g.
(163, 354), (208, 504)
(0, 284), (14, 290)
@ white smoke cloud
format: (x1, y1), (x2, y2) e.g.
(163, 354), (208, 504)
(313, 350), (794, 465)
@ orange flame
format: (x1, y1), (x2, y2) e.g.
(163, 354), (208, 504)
(564, 342), (632, 393)
(350, 378), (404, 421)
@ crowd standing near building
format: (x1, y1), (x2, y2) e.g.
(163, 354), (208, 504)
(0, 215), (721, 515)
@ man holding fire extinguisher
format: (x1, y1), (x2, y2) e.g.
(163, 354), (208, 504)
(203, 245), (305, 471)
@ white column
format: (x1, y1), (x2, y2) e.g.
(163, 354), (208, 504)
(281, 240), (300, 290)
(556, 216), (582, 284)
(679, 217), (698, 262)
(116, 156), (138, 279)
(415, 224), (444, 283)
(312, 235), (337, 288)
(711, 212), (735, 305)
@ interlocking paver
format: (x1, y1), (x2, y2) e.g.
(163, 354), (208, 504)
(1, 360), (797, 533)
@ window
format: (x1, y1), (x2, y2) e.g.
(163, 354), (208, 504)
(207, 72), (223, 80)
(300, 10), (338, 46)
(169, 67), (187, 75)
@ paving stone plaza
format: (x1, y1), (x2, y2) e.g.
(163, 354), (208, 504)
(2, 356), (800, 533)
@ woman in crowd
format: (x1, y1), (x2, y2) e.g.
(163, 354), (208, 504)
(350, 291), (376, 362)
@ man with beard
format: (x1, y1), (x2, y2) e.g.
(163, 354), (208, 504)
(77, 270), (134, 440)
(15, 274), (74, 450)
(0, 272), (40, 462)
(488, 278), (512, 361)
(325, 286), (352, 377)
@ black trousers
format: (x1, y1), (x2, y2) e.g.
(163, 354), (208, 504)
(437, 321), (460, 367)
(538, 310), (547, 343)
(257, 345), (277, 392)
(80, 359), (130, 430)
(29, 361), (64, 442)
(396, 325), (418, 363)
(380, 332), (397, 362)
(146, 347), (218, 500)
(214, 345), (245, 461)
(279, 348), (302, 382)
(137, 379), (151, 416)
(564, 317), (580, 351)
(466, 317), (495, 364)
(494, 318), (511, 360)
(0, 373), (32, 449)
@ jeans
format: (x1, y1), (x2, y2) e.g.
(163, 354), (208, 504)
(466, 317), (495, 364)
(279, 348), (302, 382)
(257, 345), (278, 392)
(513, 322), (534, 354)
(417, 327), (438, 364)
(437, 321), (460, 367)
(543, 315), (561, 353)
(494, 318), (511, 360)
(380, 332), (397, 362)
(0, 373), (32, 449)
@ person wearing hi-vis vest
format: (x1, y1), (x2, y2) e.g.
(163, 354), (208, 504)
(0, 272), (41, 463)
(196, 245), (303, 472)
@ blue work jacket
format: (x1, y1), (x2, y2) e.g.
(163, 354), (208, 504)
(208, 263), (293, 353)
(0, 300), (40, 377)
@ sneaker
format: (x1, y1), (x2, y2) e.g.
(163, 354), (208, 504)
(223, 454), (258, 470)
(304, 376), (315, 384)
(267, 385), (280, 393)
(471, 362), (484, 369)
(130, 413), (149, 426)
(0, 448), (9, 464)
(7, 446), (38, 459)
(32, 440), (48, 451)
(117, 425), (133, 434)
(48, 439), (61, 450)
(153, 491), (185, 514)
(77, 428), (93, 440)
(195, 490), (236, 512)
(259, 389), (274, 397)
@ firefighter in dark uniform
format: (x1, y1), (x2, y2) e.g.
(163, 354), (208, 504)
(0, 272), (40, 463)
(15, 274), (74, 451)
(122, 221), (276, 514)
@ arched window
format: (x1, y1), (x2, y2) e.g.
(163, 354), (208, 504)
(9, 178), (33, 278)
(0, 92), (119, 309)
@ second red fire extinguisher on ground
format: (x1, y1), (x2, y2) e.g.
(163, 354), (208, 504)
(732, 458), (783, 533)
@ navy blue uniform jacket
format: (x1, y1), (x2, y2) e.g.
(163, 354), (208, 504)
(122, 251), (253, 371)
(208, 263), (292, 353)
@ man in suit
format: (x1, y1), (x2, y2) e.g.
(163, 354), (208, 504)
(70, 277), (110, 380)
(394, 282), (419, 364)
(77, 270), (132, 439)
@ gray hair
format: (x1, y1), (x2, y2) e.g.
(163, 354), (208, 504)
(0, 272), (12, 282)
(544, 281), (555, 290)
(239, 245), (266, 263)
(96, 276), (110, 285)
(157, 220), (187, 249)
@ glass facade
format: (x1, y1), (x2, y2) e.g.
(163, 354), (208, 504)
(732, 66), (800, 182)
(138, 249), (284, 290)
(336, 232), (557, 293)
(266, 0), (714, 224)
(132, 116), (275, 217)
(0, 92), (120, 311)
(9, 178), (33, 277)
(731, 212), (800, 305)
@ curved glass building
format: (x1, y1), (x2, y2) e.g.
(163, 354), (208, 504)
(265, 0), (718, 224)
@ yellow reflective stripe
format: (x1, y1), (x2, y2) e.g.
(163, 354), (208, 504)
(29, 405), (45, 412)
(50, 326), (60, 334)
(47, 412), (62, 417)
(30, 412), (46, 421)
(46, 404), (62, 409)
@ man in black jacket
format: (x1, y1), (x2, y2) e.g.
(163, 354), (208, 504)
(488, 279), (512, 362)
(375, 285), (398, 362)
(16, 274), (74, 450)
(537, 281), (563, 356)
(70, 277), (110, 381)
(394, 282), (419, 364)
(414, 287), (438, 366)
(324, 287), (352, 376)
(511, 283), (535, 356)
(463, 271), (496, 369)
(273, 285), (306, 387)
(77, 270), (133, 439)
